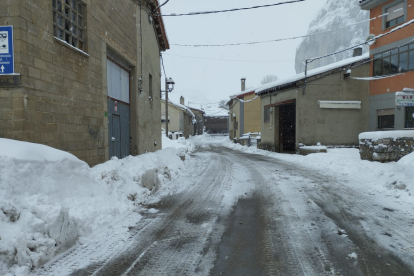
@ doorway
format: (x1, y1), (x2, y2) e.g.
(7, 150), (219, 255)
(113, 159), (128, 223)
(107, 58), (130, 159)
(279, 104), (296, 152)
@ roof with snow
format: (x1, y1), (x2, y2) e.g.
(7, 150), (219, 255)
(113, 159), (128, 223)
(256, 53), (370, 95)
(161, 99), (195, 119)
(229, 89), (255, 100)
(187, 102), (229, 117)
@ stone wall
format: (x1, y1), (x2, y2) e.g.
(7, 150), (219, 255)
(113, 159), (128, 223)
(359, 137), (414, 162)
(0, 0), (164, 166)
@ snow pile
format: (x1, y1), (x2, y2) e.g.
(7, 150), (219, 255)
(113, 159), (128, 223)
(0, 138), (189, 276)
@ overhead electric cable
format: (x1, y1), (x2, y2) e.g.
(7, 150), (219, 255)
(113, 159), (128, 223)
(164, 53), (295, 63)
(308, 18), (414, 63)
(160, 53), (167, 78)
(156, 0), (305, 17)
(169, 5), (412, 47)
(301, 19), (414, 94)
(152, 0), (170, 14)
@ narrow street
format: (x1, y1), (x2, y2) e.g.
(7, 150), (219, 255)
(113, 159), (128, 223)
(36, 145), (414, 276)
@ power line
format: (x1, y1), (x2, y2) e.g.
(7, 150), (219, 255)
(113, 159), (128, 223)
(308, 18), (414, 63)
(160, 53), (167, 78)
(163, 53), (295, 63)
(152, 0), (170, 14)
(156, 0), (305, 17)
(169, 5), (412, 47)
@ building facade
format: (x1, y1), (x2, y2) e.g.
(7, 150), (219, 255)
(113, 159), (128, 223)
(360, 0), (414, 131)
(257, 55), (370, 152)
(204, 116), (228, 134)
(228, 78), (261, 140)
(0, 0), (169, 165)
(189, 107), (204, 135)
(161, 99), (194, 138)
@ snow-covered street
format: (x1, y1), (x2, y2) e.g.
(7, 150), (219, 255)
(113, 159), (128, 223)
(1, 136), (414, 275)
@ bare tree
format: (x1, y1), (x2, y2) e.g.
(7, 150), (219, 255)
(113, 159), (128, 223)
(218, 100), (229, 110)
(260, 74), (278, 85)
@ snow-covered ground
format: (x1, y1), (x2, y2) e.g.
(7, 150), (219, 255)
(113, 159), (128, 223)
(1, 135), (413, 275)
(0, 136), (206, 276)
(223, 140), (414, 202)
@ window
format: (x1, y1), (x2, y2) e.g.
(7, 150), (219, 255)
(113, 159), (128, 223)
(373, 42), (414, 76)
(386, 2), (405, 28)
(377, 109), (395, 129)
(161, 115), (170, 123)
(405, 107), (414, 128)
(264, 107), (270, 122)
(53, 0), (85, 50)
(149, 74), (153, 99)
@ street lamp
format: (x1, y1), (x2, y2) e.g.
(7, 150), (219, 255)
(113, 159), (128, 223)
(166, 77), (175, 92)
(164, 77), (175, 137)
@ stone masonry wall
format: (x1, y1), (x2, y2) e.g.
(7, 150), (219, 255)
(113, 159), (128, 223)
(359, 137), (414, 162)
(0, 0), (163, 166)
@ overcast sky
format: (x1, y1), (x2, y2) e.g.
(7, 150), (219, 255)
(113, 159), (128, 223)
(160, 0), (327, 105)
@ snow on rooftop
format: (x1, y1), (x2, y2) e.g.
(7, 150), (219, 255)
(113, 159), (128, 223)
(188, 102), (229, 117)
(255, 53), (369, 94)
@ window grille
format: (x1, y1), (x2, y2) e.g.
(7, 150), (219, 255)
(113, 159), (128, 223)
(53, 0), (85, 50)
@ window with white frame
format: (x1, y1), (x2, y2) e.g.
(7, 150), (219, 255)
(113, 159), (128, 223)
(385, 1), (405, 28)
(53, 0), (85, 50)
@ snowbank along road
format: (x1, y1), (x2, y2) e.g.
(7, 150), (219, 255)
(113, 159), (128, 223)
(34, 145), (414, 276)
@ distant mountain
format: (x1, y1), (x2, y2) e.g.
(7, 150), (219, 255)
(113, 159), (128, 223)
(295, 0), (369, 73)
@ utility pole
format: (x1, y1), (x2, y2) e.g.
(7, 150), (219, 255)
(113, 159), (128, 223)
(165, 78), (168, 137)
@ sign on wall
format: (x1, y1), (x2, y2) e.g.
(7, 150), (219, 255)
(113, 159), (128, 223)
(0, 26), (14, 74)
(396, 92), (414, 107)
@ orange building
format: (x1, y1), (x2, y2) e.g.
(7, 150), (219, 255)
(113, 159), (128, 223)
(360, 0), (414, 130)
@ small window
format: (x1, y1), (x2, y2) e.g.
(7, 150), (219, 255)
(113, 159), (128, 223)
(386, 2), (405, 28)
(405, 107), (414, 128)
(53, 0), (86, 51)
(264, 107), (270, 122)
(377, 109), (395, 129)
(161, 115), (170, 123)
(149, 74), (153, 99)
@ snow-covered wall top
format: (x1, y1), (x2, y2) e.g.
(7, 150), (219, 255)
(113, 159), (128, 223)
(359, 130), (414, 141)
(295, 0), (369, 74)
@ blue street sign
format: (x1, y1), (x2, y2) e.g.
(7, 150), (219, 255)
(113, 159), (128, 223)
(0, 26), (14, 74)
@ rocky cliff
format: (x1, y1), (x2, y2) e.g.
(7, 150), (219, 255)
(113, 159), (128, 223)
(295, 0), (369, 73)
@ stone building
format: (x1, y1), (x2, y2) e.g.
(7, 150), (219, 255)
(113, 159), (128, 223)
(257, 54), (370, 152)
(0, 0), (169, 166)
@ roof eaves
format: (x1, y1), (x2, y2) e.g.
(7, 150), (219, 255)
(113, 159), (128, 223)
(256, 55), (370, 96)
(151, 0), (170, 51)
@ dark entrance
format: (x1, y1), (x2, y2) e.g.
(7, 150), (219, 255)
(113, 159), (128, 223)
(279, 104), (296, 152)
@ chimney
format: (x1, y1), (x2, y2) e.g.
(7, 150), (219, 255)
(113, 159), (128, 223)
(353, 47), (363, 57)
(180, 96), (184, 105)
(241, 78), (246, 92)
